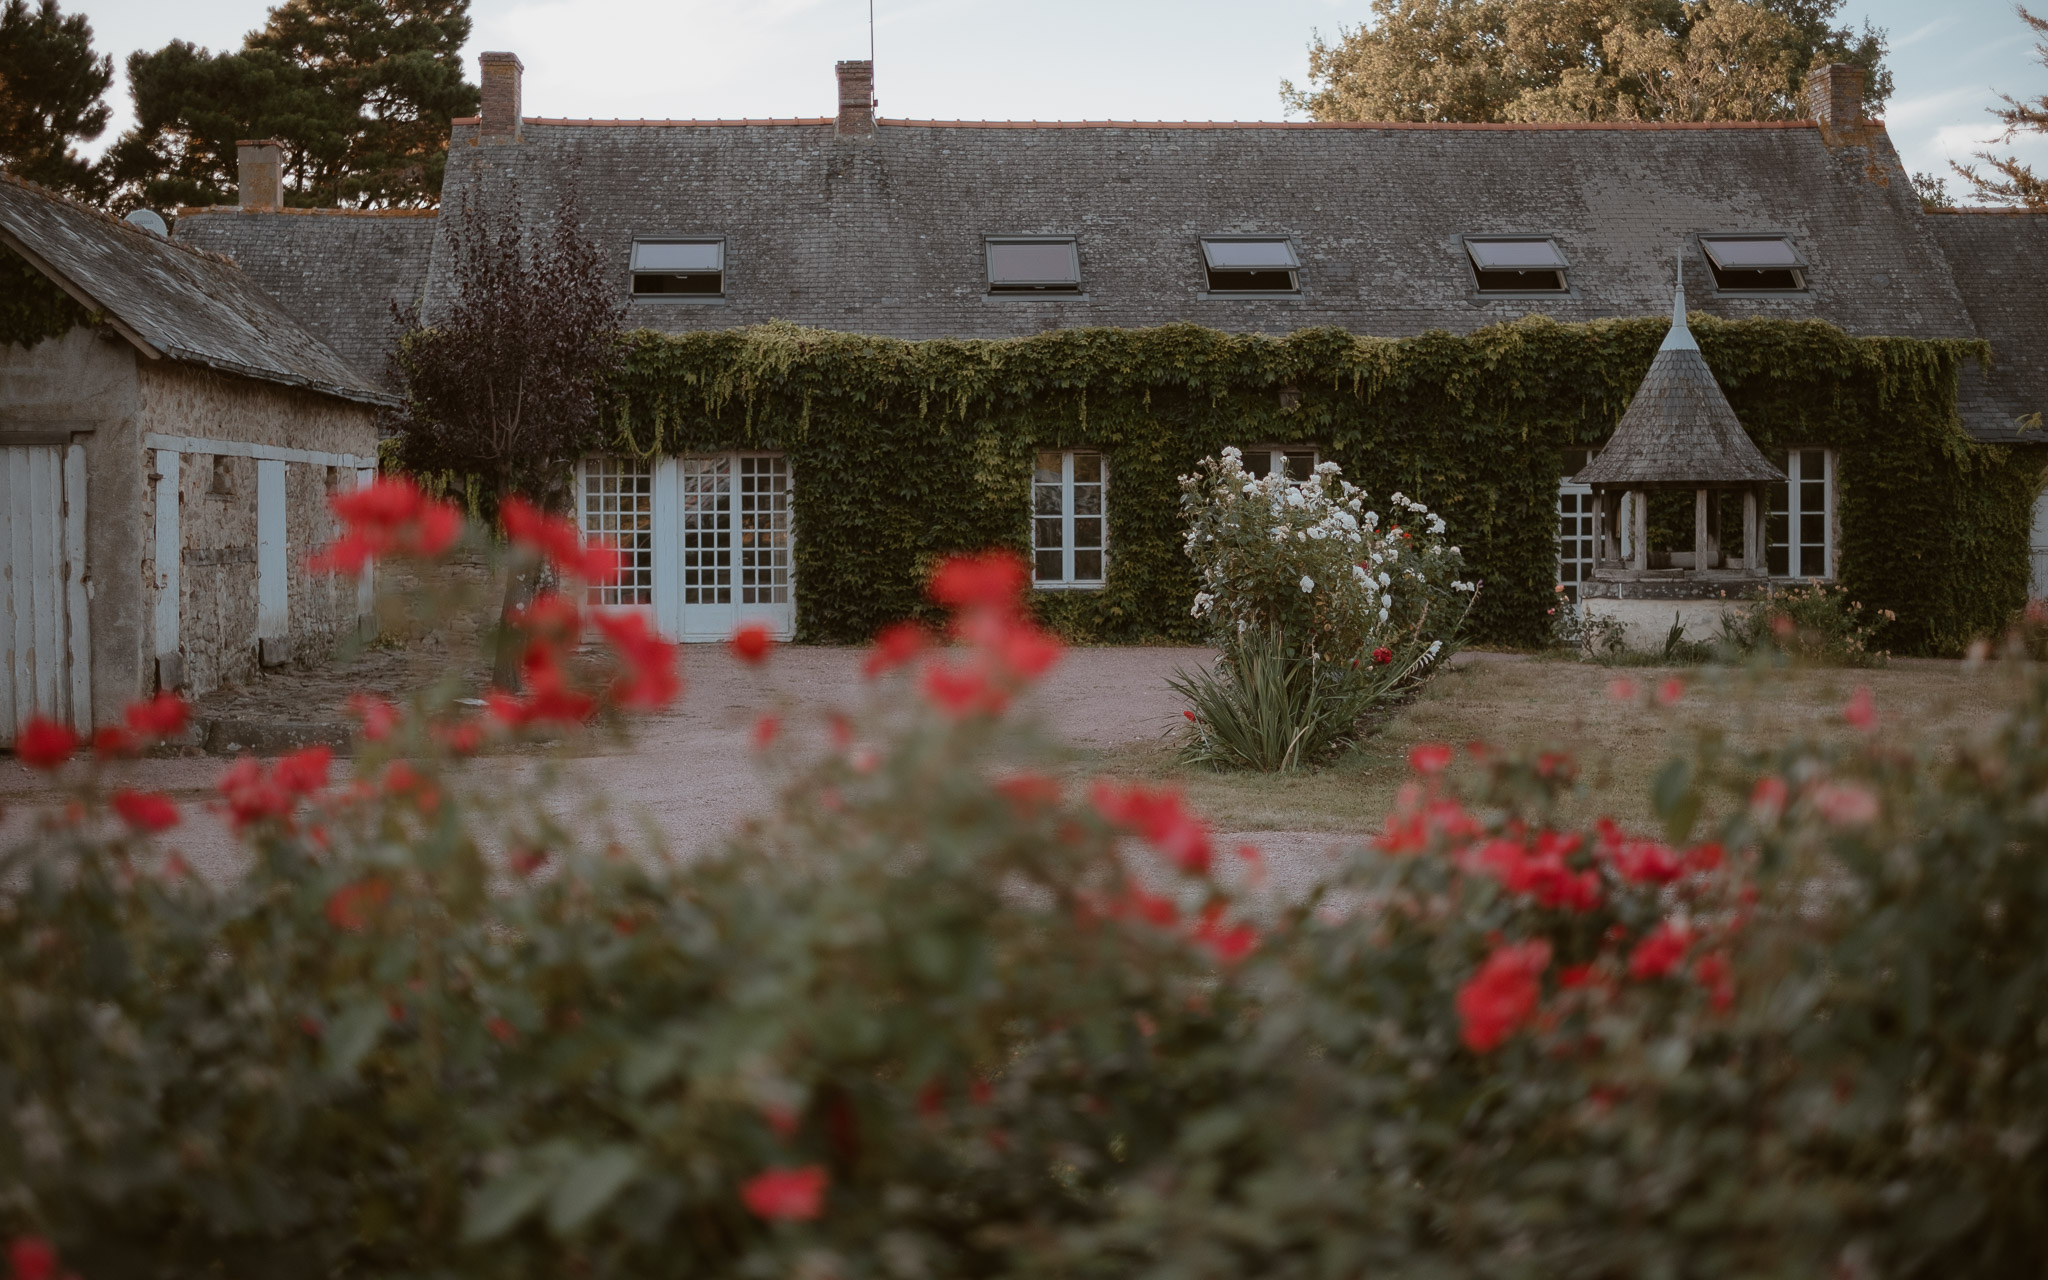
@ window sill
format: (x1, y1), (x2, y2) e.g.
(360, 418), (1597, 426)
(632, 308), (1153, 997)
(1469, 291), (1576, 301)
(983, 293), (1090, 304)
(1709, 289), (1810, 297)
(1195, 291), (1302, 302)
(629, 295), (729, 305)
(1032, 582), (1105, 592)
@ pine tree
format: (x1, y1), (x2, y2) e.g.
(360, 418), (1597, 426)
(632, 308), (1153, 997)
(105, 0), (477, 212)
(1953, 6), (2048, 209)
(0, 0), (112, 200)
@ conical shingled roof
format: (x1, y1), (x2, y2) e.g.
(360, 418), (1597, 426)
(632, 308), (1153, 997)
(1573, 273), (1784, 488)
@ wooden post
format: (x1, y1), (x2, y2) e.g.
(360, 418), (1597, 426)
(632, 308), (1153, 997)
(1630, 490), (1649, 572)
(1742, 488), (1760, 573)
(1693, 488), (1712, 570)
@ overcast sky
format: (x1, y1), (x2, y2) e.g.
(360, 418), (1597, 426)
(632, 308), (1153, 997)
(69, 0), (2048, 203)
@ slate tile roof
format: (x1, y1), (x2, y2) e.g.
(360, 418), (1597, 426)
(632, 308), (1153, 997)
(1925, 209), (2048, 443)
(422, 116), (1975, 348)
(0, 174), (393, 406)
(164, 109), (2038, 446)
(173, 205), (436, 388)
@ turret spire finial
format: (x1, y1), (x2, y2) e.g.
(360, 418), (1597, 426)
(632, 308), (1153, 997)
(1661, 249), (1698, 352)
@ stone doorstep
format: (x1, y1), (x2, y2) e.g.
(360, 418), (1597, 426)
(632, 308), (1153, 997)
(200, 717), (355, 757)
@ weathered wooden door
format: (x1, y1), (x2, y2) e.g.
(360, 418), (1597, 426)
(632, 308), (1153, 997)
(1, 443), (91, 744)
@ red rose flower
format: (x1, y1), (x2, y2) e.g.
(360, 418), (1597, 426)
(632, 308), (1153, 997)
(740, 1164), (828, 1221)
(928, 551), (1029, 613)
(14, 717), (77, 771)
(9, 1237), (56, 1280)
(1455, 939), (1551, 1052)
(1371, 646), (1393, 665)
(111, 789), (180, 833)
(1627, 921), (1691, 981)
(729, 621), (774, 665)
(1407, 742), (1454, 775)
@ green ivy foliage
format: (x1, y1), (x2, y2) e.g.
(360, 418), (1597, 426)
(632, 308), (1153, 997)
(1, 246), (91, 349)
(605, 316), (2035, 654)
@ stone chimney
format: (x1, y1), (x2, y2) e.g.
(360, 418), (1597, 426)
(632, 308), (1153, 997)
(836, 60), (875, 135)
(236, 140), (283, 211)
(1805, 62), (1869, 145)
(480, 51), (524, 142)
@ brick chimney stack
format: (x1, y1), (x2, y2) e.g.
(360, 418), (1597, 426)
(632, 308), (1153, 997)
(1805, 62), (1869, 145)
(836, 60), (875, 135)
(236, 140), (283, 211)
(480, 51), (524, 142)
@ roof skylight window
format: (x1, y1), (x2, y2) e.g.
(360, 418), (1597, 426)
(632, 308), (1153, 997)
(631, 238), (724, 297)
(1465, 237), (1569, 293)
(1200, 237), (1300, 293)
(1701, 236), (1805, 291)
(986, 238), (1082, 294)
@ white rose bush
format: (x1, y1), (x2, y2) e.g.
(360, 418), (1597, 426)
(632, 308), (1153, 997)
(1174, 447), (1475, 769)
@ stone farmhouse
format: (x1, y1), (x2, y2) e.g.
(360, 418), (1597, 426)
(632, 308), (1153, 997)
(157, 55), (2048, 644)
(0, 175), (385, 745)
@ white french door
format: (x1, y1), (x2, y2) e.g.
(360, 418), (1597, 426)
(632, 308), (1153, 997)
(656, 452), (794, 642)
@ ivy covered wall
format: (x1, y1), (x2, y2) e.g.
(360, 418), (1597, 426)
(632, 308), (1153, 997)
(603, 315), (2035, 655)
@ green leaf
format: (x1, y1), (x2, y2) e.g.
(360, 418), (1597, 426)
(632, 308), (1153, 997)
(619, 1036), (684, 1098)
(1651, 758), (1699, 844)
(464, 1167), (557, 1243)
(322, 999), (388, 1079)
(547, 1145), (643, 1236)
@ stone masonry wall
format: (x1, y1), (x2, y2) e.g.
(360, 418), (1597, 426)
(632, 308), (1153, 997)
(136, 362), (378, 699)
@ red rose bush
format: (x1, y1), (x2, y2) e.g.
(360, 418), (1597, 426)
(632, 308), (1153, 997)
(4, 490), (2047, 1279)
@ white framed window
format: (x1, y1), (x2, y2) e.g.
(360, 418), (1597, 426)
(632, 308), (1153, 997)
(1033, 450), (1106, 588)
(1557, 449), (1595, 599)
(1238, 445), (1318, 480)
(1768, 448), (1833, 579)
(578, 455), (654, 606)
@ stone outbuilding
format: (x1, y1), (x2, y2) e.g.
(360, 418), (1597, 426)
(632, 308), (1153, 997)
(0, 174), (389, 746)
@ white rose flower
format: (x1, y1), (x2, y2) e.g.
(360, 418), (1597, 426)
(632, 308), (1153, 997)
(1221, 446), (1242, 460)
(1379, 608), (1390, 622)
(1307, 526), (1326, 540)
(1300, 575), (1315, 593)
(1377, 571), (1391, 587)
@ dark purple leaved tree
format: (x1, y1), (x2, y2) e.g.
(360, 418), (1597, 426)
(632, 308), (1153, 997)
(392, 182), (623, 685)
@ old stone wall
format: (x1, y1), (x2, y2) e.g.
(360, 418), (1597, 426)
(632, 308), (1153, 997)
(136, 362), (378, 698)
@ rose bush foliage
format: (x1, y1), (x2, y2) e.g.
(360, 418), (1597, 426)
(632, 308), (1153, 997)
(3, 488), (2047, 1278)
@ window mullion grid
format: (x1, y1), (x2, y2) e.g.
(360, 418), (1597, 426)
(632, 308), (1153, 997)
(1063, 451), (1077, 585)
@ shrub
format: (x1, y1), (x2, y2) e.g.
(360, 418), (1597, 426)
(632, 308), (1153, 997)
(5, 493), (2048, 1279)
(1175, 448), (1471, 766)
(1718, 581), (1894, 666)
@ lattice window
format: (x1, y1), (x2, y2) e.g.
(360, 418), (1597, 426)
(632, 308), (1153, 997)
(1768, 448), (1832, 579)
(1033, 450), (1106, 588)
(579, 456), (654, 606)
(738, 454), (792, 605)
(681, 456), (734, 605)
(1557, 450), (1595, 601)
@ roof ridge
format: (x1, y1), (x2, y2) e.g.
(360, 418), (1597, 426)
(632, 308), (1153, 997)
(175, 204), (441, 219)
(0, 170), (240, 269)
(1924, 206), (2048, 216)
(461, 116), (1824, 132)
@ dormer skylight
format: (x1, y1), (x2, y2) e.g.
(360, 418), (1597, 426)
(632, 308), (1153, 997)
(1466, 237), (1569, 293)
(1200, 237), (1300, 293)
(986, 238), (1082, 294)
(631, 239), (724, 296)
(1701, 236), (1805, 291)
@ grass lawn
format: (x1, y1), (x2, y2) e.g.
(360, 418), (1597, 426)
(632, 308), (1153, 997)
(1069, 655), (2022, 836)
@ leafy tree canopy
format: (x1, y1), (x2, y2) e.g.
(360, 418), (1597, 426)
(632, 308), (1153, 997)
(1954, 5), (2048, 208)
(106, 0), (478, 212)
(1282, 0), (1890, 124)
(0, 0), (112, 199)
